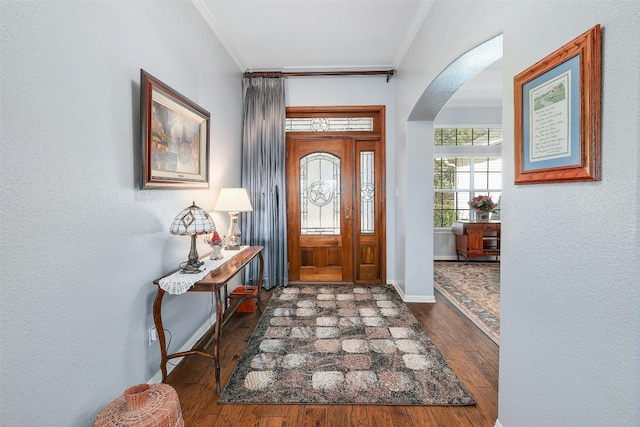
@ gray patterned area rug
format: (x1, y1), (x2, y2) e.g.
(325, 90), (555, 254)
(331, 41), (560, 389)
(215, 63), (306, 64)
(219, 284), (476, 405)
(433, 262), (500, 344)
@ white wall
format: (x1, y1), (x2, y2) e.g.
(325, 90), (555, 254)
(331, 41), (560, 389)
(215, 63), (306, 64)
(435, 106), (502, 128)
(397, 0), (639, 426)
(0, 2), (243, 425)
(285, 76), (398, 287)
(404, 120), (435, 300)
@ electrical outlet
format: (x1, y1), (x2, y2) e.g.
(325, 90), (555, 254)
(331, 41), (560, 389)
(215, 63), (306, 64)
(148, 327), (157, 346)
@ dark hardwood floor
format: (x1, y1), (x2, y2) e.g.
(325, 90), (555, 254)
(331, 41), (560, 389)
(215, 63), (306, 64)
(165, 287), (499, 427)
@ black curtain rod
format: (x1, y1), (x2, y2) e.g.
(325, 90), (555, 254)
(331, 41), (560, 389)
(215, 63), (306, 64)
(244, 69), (396, 82)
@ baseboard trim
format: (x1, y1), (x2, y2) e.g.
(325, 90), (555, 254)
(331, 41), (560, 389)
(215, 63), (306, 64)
(435, 255), (459, 261)
(148, 313), (217, 384)
(389, 280), (436, 303)
(494, 419), (502, 427)
(403, 294), (436, 303)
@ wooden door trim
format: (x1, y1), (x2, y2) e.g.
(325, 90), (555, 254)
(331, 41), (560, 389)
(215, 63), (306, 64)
(286, 106), (386, 285)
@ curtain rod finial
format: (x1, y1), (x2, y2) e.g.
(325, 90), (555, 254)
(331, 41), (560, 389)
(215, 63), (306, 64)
(386, 69), (396, 83)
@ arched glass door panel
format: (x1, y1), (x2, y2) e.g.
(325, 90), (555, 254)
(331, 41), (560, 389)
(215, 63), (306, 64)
(300, 153), (341, 235)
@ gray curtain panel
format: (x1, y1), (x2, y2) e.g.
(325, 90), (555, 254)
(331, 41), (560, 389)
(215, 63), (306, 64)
(241, 75), (288, 289)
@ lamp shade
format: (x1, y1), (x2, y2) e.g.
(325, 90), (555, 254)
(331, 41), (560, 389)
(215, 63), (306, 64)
(214, 188), (253, 213)
(169, 202), (216, 236)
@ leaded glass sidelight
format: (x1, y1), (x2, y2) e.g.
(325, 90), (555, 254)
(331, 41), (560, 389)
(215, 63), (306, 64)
(360, 151), (375, 233)
(300, 153), (341, 235)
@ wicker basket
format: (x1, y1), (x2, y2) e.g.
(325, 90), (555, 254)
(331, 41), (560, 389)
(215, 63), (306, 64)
(94, 383), (184, 427)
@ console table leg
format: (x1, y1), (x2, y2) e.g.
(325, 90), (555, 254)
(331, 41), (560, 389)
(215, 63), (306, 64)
(256, 251), (265, 314)
(153, 288), (168, 382)
(213, 287), (223, 394)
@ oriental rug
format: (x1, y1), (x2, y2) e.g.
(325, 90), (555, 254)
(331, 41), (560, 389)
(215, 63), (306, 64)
(219, 284), (476, 406)
(433, 262), (500, 344)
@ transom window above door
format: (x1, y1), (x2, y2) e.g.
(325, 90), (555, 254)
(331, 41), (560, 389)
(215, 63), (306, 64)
(285, 106), (383, 135)
(286, 117), (374, 132)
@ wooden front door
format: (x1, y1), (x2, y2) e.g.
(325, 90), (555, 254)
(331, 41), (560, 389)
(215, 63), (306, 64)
(286, 107), (386, 285)
(287, 138), (354, 283)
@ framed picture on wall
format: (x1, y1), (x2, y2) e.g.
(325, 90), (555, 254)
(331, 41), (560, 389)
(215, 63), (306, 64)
(514, 24), (601, 184)
(140, 69), (210, 189)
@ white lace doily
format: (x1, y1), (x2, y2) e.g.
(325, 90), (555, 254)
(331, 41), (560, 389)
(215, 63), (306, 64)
(159, 246), (248, 295)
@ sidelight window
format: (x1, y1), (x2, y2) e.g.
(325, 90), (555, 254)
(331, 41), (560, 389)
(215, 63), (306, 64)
(360, 151), (375, 233)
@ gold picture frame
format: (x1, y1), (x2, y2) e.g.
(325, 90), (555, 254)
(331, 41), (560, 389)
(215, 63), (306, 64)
(514, 25), (601, 184)
(141, 70), (210, 189)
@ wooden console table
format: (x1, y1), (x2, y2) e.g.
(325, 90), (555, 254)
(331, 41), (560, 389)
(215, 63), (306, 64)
(152, 246), (264, 393)
(452, 221), (500, 263)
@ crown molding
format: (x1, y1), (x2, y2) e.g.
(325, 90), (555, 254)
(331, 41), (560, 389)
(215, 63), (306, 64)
(191, 0), (246, 71)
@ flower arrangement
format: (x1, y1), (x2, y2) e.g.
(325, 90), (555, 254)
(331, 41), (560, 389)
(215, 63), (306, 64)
(468, 195), (497, 213)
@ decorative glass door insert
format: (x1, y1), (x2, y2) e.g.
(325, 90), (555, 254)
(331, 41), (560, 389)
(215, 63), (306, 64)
(300, 153), (341, 235)
(360, 151), (375, 234)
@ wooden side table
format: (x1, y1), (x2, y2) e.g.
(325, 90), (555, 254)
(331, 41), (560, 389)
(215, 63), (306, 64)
(452, 221), (500, 263)
(152, 246), (264, 394)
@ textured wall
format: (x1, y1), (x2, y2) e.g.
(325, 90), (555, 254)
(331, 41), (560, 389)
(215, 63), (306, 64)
(0, 2), (242, 425)
(499, 2), (639, 425)
(397, 0), (640, 425)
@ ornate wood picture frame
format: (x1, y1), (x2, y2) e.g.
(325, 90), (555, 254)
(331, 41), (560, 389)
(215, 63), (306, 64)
(141, 70), (210, 189)
(514, 25), (601, 184)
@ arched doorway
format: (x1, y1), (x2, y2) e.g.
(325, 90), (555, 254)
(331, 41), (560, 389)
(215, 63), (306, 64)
(403, 33), (503, 326)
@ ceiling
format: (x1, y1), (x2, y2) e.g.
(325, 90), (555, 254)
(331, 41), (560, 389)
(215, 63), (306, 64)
(192, 0), (502, 106)
(193, 0), (432, 71)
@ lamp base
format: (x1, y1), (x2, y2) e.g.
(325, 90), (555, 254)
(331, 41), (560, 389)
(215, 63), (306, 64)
(179, 260), (205, 274)
(180, 234), (205, 274)
(225, 212), (242, 251)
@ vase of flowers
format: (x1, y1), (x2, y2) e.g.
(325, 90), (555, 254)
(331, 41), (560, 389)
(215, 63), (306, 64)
(468, 195), (497, 222)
